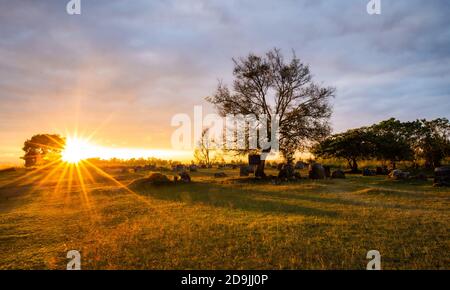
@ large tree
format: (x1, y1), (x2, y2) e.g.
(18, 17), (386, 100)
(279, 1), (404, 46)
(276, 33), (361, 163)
(207, 48), (334, 176)
(22, 134), (65, 167)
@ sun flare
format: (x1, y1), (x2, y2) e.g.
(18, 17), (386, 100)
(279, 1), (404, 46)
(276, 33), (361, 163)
(61, 135), (191, 164)
(61, 137), (96, 164)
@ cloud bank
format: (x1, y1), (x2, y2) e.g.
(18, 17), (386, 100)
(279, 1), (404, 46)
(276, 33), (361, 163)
(0, 0), (449, 162)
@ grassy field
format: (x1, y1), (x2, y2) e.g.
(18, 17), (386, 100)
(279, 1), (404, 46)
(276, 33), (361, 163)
(0, 166), (449, 270)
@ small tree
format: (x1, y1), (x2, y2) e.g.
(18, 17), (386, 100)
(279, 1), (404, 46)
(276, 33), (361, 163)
(194, 128), (216, 167)
(312, 128), (374, 172)
(22, 134), (65, 167)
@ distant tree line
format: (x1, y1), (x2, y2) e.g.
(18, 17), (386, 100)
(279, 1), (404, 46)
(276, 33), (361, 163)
(313, 118), (450, 172)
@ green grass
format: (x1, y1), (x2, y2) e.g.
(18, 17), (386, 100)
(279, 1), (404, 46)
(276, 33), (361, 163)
(0, 166), (448, 269)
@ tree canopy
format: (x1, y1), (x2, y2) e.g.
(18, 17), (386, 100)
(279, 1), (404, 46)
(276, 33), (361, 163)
(312, 127), (374, 172)
(369, 118), (415, 169)
(22, 134), (65, 167)
(413, 118), (450, 168)
(313, 118), (450, 170)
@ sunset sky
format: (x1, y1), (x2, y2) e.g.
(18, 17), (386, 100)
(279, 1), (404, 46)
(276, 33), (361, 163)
(0, 0), (449, 164)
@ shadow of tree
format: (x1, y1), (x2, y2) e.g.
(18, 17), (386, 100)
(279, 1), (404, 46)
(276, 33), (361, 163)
(131, 181), (338, 218)
(252, 189), (438, 212)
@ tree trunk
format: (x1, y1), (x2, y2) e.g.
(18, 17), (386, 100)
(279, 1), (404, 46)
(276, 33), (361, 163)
(255, 148), (271, 178)
(255, 160), (266, 178)
(391, 161), (396, 170)
(347, 160), (353, 171)
(424, 158), (433, 170)
(351, 159), (359, 173)
(433, 156), (442, 169)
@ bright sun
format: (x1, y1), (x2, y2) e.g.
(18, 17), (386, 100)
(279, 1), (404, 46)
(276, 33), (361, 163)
(60, 134), (192, 163)
(61, 137), (96, 164)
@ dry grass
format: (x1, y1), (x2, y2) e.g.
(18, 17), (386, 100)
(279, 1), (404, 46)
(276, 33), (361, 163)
(0, 166), (449, 269)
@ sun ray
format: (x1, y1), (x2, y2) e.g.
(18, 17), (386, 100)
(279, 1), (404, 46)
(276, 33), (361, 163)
(67, 164), (74, 193)
(83, 160), (159, 210)
(75, 162), (101, 222)
(26, 141), (63, 151)
(85, 113), (115, 143)
(17, 159), (64, 188)
(74, 163), (90, 208)
(84, 160), (135, 194)
(16, 168), (48, 187)
(32, 162), (66, 196)
(54, 162), (70, 196)
(45, 134), (66, 148)
(78, 161), (96, 185)
(4, 128), (169, 220)
(0, 158), (62, 188)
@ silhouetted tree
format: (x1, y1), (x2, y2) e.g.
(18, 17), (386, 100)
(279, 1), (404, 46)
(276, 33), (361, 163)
(413, 118), (450, 169)
(312, 128), (374, 172)
(194, 128), (215, 167)
(22, 134), (65, 167)
(369, 118), (415, 169)
(314, 118), (450, 171)
(207, 48), (334, 177)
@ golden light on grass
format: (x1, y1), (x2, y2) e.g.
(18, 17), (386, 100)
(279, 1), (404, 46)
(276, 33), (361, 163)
(0, 128), (187, 225)
(0, 132), (146, 218)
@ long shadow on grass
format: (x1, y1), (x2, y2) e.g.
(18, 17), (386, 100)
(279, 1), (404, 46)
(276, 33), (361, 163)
(231, 177), (443, 211)
(130, 181), (337, 218)
(251, 188), (437, 212)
